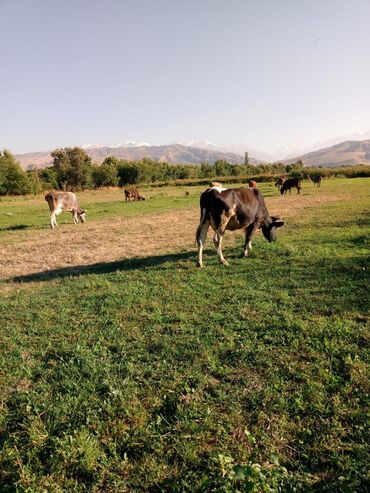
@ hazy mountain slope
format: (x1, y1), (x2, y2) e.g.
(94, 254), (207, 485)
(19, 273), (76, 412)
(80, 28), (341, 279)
(283, 140), (370, 167)
(16, 144), (254, 169)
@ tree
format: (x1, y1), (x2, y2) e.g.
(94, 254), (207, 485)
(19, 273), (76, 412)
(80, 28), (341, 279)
(39, 167), (59, 190)
(0, 150), (30, 195)
(51, 147), (93, 189)
(92, 163), (119, 188)
(214, 159), (231, 177)
(200, 162), (213, 178)
(26, 170), (43, 194)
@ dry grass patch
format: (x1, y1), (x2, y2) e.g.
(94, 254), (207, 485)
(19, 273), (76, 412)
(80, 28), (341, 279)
(1, 182), (366, 288)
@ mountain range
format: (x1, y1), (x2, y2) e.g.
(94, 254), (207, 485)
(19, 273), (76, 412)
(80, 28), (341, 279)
(13, 139), (370, 170)
(282, 139), (370, 167)
(15, 143), (259, 170)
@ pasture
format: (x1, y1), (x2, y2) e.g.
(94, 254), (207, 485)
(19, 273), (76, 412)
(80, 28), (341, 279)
(0, 178), (369, 492)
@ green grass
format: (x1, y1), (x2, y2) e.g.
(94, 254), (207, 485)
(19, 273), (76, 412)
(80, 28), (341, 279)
(0, 181), (279, 232)
(0, 178), (369, 492)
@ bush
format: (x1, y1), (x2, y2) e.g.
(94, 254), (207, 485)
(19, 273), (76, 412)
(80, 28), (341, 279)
(0, 150), (30, 195)
(92, 164), (119, 188)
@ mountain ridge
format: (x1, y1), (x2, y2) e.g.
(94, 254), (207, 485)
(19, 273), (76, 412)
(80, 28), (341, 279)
(15, 144), (255, 170)
(282, 139), (370, 167)
(12, 139), (370, 170)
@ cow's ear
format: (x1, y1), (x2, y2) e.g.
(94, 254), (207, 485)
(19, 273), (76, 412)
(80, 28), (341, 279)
(273, 220), (284, 228)
(271, 215), (281, 221)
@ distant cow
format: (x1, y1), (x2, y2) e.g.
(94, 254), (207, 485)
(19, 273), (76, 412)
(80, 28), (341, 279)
(280, 177), (302, 195)
(308, 175), (322, 187)
(124, 188), (145, 202)
(195, 187), (284, 267)
(275, 177), (285, 191)
(45, 191), (86, 229)
(248, 180), (258, 188)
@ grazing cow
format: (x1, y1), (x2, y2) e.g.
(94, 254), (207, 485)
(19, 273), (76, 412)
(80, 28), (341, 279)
(195, 187), (284, 267)
(280, 177), (301, 195)
(248, 180), (258, 188)
(209, 182), (227, 193)
(274, 177), (285, 191)
(45, 191), (86, 229)
(308, 175), (322, 187)
(124, 188), (145, 202)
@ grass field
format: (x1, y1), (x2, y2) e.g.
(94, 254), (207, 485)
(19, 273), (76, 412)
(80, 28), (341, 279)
(0, 178), (369, 492)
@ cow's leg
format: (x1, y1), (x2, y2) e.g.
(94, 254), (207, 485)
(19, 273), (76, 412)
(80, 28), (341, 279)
(51, 208), (63, 228)
(213, 214), (231, 265)
(196, 213), (210, 268)
(243, 223), (257, 257)
(50, 213), (56, 229)
(50, 211), (59, 229)
(213, 229), (228, 265)
(72, 211), (78, 224)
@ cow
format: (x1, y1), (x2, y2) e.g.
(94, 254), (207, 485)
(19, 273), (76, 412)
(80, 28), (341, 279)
(195, 187), (284, 267)
(124, 188), (145, 202)
(308, 175), (322, 187)
(274, 177), (285, 191)
(248, 180), (258, 188)
(280, 177), (301, 195)
(45, 191), (86, 229)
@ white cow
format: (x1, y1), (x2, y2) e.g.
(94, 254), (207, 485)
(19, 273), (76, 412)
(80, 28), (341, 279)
(45, 191), (86, 229)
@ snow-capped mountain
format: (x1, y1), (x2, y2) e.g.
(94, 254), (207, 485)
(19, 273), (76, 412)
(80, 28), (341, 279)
(81, 141), (150, 150)
(179, 140), (273, 162)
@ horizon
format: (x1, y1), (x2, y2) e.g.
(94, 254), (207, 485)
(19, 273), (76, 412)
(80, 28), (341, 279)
(1, 0), (370, 156)
(11, 134), (370, 164)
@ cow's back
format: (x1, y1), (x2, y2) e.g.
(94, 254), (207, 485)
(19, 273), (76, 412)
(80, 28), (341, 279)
(200, 187), (266, 227)
(45, 191), (78, 211)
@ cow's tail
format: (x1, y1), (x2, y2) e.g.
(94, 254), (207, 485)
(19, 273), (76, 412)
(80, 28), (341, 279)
(195, 207), (208, 245)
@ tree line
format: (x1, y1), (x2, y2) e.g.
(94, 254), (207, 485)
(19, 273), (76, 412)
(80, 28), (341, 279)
(1, 147), (369, 196)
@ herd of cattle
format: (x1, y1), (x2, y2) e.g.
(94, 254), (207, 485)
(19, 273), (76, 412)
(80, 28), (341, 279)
(44, 175), (321, 266)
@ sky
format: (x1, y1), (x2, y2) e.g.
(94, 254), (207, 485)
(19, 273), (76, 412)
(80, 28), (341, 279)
(1, 0), (370, 157)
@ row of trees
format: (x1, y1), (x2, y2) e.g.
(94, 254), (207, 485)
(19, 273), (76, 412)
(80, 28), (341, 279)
(0, 147), (295, 195)
(2, 146), (368, 196)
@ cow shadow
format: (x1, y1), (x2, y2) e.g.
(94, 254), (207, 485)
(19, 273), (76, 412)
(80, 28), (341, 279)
(0, 224), (30, 232)
(11, 250), (197, 283)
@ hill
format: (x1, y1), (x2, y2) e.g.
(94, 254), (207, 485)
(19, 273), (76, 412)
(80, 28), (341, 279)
(283, 139), (370, 167)
(15, 144), (255, 170)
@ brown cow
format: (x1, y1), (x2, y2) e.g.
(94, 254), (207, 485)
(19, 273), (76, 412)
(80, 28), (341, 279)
(45, 191), (86, 229)
(248, 180), (258, 188)
(124, 188), (145, 202)
(280, 178), (301, 195)
(195, 187), (284, 267)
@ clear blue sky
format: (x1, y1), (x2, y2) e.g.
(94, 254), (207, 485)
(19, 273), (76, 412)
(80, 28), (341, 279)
(1, 0), (369, 155)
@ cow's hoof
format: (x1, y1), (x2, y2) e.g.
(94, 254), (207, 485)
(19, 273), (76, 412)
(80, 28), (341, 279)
(220, 259), (229, 266)
(196, 262), (203, 268)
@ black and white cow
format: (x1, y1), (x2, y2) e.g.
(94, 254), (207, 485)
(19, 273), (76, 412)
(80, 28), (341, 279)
(195, 187), (284, 267)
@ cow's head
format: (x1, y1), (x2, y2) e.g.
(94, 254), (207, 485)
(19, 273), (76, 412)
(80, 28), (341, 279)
(78, 210), (86, 223)
(261, 216), (284, 242)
